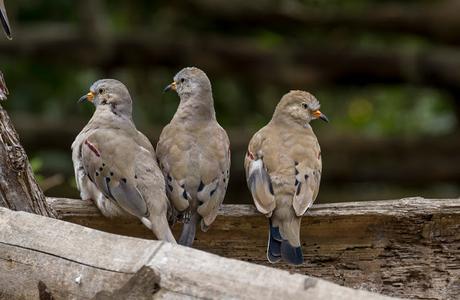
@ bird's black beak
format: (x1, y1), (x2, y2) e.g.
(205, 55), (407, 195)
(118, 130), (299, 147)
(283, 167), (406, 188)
(163, 81), (177, 93)
(0, 1), (12, 40)
(313, 110), (329, 123)
(0, 71), (8, 101)
(78, 91), (95, 103)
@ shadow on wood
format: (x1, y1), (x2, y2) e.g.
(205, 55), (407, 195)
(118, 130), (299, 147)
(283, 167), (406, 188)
(47, 197), (460, 300)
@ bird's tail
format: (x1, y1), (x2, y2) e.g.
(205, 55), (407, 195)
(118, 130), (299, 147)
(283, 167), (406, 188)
(143, 215), (177, 244)
(178, 212), (199, 247)
(269, 217), (304, 265)
(267, 219), (282, 263)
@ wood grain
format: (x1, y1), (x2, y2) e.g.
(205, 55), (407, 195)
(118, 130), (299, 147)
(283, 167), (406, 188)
(0, 207), (393, 299)
(47, 197), (460, 299)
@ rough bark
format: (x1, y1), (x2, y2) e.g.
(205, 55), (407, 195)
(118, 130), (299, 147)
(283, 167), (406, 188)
(0, 103), (55, 217)
(0, 207), (393, 300)
(47, 197), (460, 300)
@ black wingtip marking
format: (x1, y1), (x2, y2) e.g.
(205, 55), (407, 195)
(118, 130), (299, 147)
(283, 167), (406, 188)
(296, 182), (302, 195)
(197, 180), (204, 192)
(210, 185), (218, 197)
(95, 172), (99, 176)
(182, 189), (188, 200)
(110, 172), (114, 176)
(268, 181), (274, 195)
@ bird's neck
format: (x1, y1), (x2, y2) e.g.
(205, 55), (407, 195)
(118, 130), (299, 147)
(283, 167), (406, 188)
(88, 106), (135, 129)
(270, 114), (311, 132)
(174, 93), (216, 122)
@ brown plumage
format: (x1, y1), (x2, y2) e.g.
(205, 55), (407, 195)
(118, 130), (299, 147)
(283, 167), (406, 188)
(158, 67), (230, 246)
(245, 90), (328, 265)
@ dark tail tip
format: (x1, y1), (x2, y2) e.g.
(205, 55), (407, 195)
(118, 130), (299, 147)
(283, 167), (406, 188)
(267, 220), (282, 263)
(281, 241), (304, 265)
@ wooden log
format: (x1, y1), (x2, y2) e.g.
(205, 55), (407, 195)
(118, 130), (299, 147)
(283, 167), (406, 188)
(47, 197), (460, 300)
(0, 73), (55, 217)
(0, 207), (393, 299)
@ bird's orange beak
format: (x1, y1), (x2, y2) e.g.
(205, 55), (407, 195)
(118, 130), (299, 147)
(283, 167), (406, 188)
(312, 110), (329, 122)
(163, 81), (177, 93)
(78, 91), (95, 103)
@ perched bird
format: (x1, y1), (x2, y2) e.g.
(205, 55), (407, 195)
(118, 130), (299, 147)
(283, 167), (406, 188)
(72, 79), (176, 243)
(158, 67), (230, 246)
(244, 90), (328, 265)
(0, 0), (12, 39)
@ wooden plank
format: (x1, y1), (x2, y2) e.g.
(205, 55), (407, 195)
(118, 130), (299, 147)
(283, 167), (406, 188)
(47, 197), (460, 299)
(0, 207), (393, 299)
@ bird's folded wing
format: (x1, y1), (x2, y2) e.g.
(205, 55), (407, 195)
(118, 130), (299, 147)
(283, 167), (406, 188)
(197, 130), (231, 228)
(245, 131), (275, 216)
(80, 131), (148, 218)
(292, 163), (321, 216)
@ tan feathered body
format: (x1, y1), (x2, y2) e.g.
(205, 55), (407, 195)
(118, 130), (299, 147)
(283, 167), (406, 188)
(72, 79), (175, 243)
(245, 90), (325, 265)
(158, 67), (230, 246)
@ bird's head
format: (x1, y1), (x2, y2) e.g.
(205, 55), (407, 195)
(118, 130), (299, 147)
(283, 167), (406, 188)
(164, 67), (212, 99)
(0, 1), (12, 40)
(273, 90), (328, 127)
(78, 79), (133, 117)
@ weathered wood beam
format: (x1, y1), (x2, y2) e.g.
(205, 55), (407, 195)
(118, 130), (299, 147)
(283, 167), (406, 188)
(0, 207), (393, 299)
(46, 197), (460, 300)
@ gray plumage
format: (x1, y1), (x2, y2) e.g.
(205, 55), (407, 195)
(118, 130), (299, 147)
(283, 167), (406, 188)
(158, 67), (230, 246)
(72, 79), (176, 243)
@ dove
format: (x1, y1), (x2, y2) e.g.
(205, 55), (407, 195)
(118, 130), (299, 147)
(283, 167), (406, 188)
(0, 0), (12, 39)
(158, 67), (230, 246)
(71, 79), (176, 243)
(244, 90), (328, 265)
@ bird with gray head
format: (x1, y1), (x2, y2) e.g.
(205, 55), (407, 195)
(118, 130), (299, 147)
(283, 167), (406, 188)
(72, 79), (176, 243)
(158, 67), (230, 246)
(0, 0), (11, 40)
(245, 90), (328, 265)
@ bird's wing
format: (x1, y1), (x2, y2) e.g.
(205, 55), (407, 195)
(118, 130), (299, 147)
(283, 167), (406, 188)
(292, 136), (322, 216)
(156, 124), (191, 213)
(245, 129), (276, 216)
(80, 129), (149, 219)
(196, 124), (231, 228)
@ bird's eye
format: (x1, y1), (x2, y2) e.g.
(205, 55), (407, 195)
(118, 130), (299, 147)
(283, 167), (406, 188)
(302, 103), (308, 109)
(180, 78), (185, 83)
(98, 88), (104, 94)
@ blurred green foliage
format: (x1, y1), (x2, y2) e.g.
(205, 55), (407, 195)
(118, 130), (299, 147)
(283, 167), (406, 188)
(2, 0), (459, 202)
